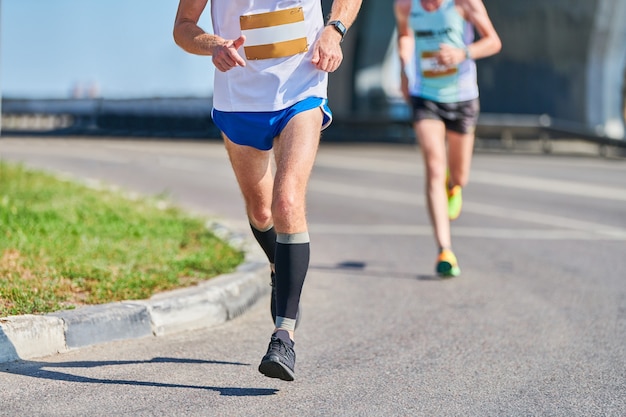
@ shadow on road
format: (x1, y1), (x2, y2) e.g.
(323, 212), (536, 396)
(311, 260), (443, 281)
(1, 357), (278, 397)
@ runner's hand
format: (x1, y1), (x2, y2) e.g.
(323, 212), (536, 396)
(212, 35), (246, 72)
(437, 43), (465, 66)
(312, 28), (343, 72)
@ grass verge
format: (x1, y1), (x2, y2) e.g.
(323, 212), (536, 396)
(0, 161), (244, 317)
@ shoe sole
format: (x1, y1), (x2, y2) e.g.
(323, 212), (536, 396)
(258, 357), (295, 381)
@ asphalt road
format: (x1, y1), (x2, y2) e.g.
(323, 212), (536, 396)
(0, 137), (625, 416)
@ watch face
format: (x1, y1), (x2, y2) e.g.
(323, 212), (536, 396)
(329, 20), (346, 36)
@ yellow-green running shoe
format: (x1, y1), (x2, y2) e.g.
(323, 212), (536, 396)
(436, 249), (461, 277)
(447, 185), (463, 221)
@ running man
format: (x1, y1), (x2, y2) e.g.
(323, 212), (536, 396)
(174, 0), (362, 381)
(394, 0), (501, 277)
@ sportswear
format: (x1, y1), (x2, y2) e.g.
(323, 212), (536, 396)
(259, 332), (296, 381)
(211, 0), (328, 112)
(212, 97), (332, 150)
(270, 271), (302, 328)
(447, 184), (463, 220)
(436, 248), (461, 277)
(408, 0), (478, 103)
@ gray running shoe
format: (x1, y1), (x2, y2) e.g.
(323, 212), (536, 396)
(258, 334), (296, 381)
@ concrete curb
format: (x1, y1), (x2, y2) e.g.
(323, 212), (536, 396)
(0, 221), (270, 364)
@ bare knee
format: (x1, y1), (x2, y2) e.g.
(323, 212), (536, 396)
(248, 205), (273, 230)
(271, 194), (305, 231)
(426, 162), (447, 187)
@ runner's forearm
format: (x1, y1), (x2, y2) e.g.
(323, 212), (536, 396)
(173, 22), (225, 56)
(465, 35), (501, 61)
(327, 0), (363, 30)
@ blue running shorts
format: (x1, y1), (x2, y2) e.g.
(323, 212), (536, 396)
(211, 97), (333, 151)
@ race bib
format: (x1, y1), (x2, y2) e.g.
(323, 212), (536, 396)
(240, 7), (308, 60)
(420, 51), (458, 78)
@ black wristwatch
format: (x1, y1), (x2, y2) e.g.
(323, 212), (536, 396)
(327, 20), (347, 41)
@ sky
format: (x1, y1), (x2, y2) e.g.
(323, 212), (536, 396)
(0, 0), (216, 99)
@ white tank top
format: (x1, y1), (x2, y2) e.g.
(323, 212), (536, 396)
(211, 0), (328, 112)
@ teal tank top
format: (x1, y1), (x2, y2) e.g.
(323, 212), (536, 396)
(408, 0), (478, 103)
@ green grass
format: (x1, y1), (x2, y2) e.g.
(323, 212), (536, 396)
(0, 161), (244, 317)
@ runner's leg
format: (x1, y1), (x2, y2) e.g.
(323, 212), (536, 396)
(414, 119), (451, 250)
(271, 107), (323, 341)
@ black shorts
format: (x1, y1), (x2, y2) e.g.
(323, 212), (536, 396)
(410, 96), (480, 134)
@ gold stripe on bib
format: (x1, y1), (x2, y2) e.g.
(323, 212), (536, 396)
(240, 7), (308, 60)
(243, 39), (308, 60)
(240, 7), (304, 30)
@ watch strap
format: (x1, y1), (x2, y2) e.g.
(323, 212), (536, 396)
(327, 20), (347, 40)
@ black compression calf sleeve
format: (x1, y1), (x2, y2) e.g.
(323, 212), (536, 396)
(274, 232), (310, 328)
(250, 223), (276, 264)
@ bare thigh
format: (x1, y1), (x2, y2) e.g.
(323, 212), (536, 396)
(414, 119), (448, 181)
(223, 134), (274, 229)
(272, 107), (323, 233)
